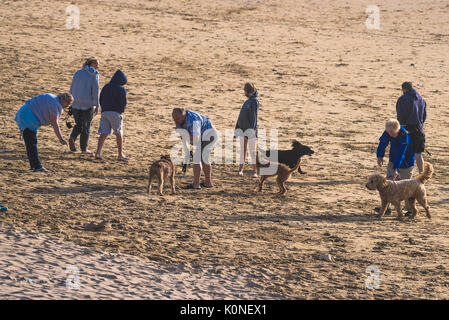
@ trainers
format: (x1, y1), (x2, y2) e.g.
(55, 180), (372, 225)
(374, 207), (392, 215)
(33, 167), (49, 173)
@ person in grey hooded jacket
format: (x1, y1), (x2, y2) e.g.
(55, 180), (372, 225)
(68, 57), (100, 154)
(235, 82), (259, 177)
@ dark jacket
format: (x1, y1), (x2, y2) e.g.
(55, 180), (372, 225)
(235, 91), (259, 136)
(377, 127), (415, 169)
(396, 88), (426, 132)
(100, 70), (127, 114)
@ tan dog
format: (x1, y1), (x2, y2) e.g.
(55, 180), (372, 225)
(365, 162), (434, 220)
(256, 155), (302, 195)
(147, 155), (176, 196)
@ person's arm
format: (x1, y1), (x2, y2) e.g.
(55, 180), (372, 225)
(92, 75), (100, 114)
(247, 99), (258, 129)
(423, 99), (427, 124)
(49, 113), (67, 145)
(376, 131), (389, 167)
(396, 98), (406, 125)
(69, 73), (76, 95)
(119, 87), (127, 113)
(393, 134), (409, 170)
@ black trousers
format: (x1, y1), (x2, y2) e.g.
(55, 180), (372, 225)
(23, 128), (42, 170)
(70, 108), (94, 151)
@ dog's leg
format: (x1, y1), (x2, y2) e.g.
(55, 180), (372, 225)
(392, 201), (404, 220)
(170, 171), (176, 194)
(408, 198), (418, 219)
(276, 177), (286, 195)
(417, 194), (431, 219)
(257, 176), (267, 192)
(378, 200), (389, 218)
(147, 172), (153, 194)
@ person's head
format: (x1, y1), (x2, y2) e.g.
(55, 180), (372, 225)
(84, 57), (99, 70)
(385, 119), (400, 138)
(401, 81), (412, 94)
(58, 93), (74, 109)
(244, 82), (257, 98)
(172, 108), (186, 126)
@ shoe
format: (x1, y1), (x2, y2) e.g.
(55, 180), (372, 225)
(374, 207), (392, 215)
(404, 211), (413, 217)
(33, 167), (49, 173)
(69, 138), (76, 152)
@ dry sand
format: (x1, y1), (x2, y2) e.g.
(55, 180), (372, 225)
(0, 0), (449, 299)
(0, 226), (278, 299)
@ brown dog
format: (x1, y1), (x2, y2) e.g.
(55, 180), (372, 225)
(256, 155), (302, 195)
(365, 162), (434, 220)
(147, 155), (176, 196)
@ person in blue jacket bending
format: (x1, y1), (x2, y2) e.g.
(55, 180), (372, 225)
(375, 119), (415, 215)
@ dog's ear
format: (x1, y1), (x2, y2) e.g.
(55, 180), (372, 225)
(292, 140), (301, 148)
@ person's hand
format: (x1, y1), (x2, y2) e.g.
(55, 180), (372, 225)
(377, 157), (384, 167)
(393, 170), (400, 180)
(60, 138), (67, 146)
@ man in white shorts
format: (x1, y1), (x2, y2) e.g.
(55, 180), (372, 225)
(95, 70), (129, 161)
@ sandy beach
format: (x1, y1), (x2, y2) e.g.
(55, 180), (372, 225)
(0, 0), (448, 299)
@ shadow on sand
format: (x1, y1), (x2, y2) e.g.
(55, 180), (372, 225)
(215, 213), (376, 224)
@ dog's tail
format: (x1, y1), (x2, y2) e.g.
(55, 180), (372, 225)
(415, 162), (434, 184)
(289, 158), (302, 174)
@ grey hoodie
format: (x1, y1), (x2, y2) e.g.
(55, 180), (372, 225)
(70, 65), (100, 110)
(235, 91), (259, 136)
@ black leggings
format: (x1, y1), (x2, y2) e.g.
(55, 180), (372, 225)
(23, 128), (42, 170)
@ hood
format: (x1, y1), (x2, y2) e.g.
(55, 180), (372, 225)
(83, 65), (99, 76)
(110, 69), (127, 85)
(405, 88), (419, 100)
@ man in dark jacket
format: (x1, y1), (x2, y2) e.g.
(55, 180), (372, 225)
(396, 82), (426, 173)
(95, 70), (129, 161)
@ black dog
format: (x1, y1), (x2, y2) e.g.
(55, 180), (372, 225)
(260, 140), (314, 174)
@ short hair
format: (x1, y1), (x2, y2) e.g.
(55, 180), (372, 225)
(244, 82), (257, 96)
(58, 92), (74, 105)
(385, 119), (400, 131)
(401, 82), (412, 90)
(172, 107), (185, 115)
(83, 57), (99, 67)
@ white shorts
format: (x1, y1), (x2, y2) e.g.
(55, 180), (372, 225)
(99, 111), (123, 136)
